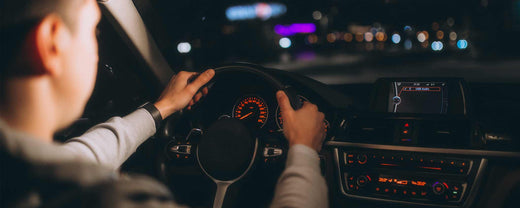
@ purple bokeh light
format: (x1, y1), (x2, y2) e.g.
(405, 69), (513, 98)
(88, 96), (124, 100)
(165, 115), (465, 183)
(274, 23), (316, 36)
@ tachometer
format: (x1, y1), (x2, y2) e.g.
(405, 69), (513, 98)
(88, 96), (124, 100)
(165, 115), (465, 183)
(233, 96), (269, 128)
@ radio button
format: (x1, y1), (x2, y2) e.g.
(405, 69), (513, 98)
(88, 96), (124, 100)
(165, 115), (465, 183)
(432, 182), (447, 195)
(357, 154), (368, 164)
(420, 191), (428, 197)
(356, 175), (371, 187)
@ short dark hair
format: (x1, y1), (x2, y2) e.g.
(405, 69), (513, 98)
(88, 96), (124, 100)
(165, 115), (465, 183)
(0, 0), (85, 77)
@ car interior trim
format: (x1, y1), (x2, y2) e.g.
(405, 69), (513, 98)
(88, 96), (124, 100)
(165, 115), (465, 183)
(97, 0), (173, 85)
(327, 141), (520, 158)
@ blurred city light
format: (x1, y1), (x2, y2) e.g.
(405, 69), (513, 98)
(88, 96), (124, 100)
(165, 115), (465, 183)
(417, 32), (426, 43)
(404, 39), (412, 50)
(344, 33), (353, 42)
(375, 32), (387, 42)
(436, 31), (445, 39)
(279, 37), (292, 48)
(226, 2), (287, 21)
(307, 34), (318, 44)
(449, 32), (457, 41)
(327, 33), (337, 43)
(457, 39), (468, 49)
(364, 32), (374, 42)
(355, 33), (364, 42)
(432, 22), (440, 31)
(447, 17), (455, 27)
(432, 41), (444, 51)
(392, 34), (401, 44)
(177, 42), (191, 53)
(274, 23), (316, 36)
(404, 25), (412, 32)
(312, 11), (322, 20)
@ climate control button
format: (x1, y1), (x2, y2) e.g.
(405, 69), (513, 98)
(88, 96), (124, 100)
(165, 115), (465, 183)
(356, 175), (372, 187)
(432, 182), (447, 195)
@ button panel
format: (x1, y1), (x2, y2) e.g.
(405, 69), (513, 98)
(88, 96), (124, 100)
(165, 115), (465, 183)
(343, 151), (471, 175)
(338, 148), (481, 207)
(344, 173), (466, 203)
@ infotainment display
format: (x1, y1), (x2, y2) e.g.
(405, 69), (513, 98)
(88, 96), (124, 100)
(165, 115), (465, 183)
(388, 82), (449, 114)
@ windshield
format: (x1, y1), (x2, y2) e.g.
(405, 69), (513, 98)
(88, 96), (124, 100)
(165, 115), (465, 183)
(147, 0), (520, 84)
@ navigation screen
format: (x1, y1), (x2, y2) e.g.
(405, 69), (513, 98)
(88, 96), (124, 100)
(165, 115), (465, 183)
(389, 82), (449, 114)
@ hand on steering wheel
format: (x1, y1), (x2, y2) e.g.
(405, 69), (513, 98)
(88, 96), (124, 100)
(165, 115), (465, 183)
(154, 69), (215, 118)
(276, 91), (326, 152)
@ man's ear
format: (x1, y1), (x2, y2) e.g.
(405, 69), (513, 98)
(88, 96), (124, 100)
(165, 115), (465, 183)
(23, 14), (70, 77)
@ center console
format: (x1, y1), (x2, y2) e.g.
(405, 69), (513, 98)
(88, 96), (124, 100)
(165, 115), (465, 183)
(332, 146), (486, 207)
(328, 78), (488, 207)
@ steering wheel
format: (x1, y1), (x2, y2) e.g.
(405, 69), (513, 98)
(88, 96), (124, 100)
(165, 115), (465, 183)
(160, 64), (302, 208)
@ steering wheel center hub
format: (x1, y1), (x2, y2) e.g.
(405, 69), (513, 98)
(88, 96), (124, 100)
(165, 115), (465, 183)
(197, 118), (257, 182)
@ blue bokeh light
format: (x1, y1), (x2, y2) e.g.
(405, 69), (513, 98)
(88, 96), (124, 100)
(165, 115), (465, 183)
(457, 39), (468, 49)
(391, 34), (401, 44)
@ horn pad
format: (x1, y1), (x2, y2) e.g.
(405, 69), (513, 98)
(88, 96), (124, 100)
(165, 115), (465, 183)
(197, 119), (257, 181)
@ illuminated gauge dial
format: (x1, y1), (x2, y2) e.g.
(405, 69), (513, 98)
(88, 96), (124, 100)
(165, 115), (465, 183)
(276, 96), (329, 132)
(233, 96), (269, 128)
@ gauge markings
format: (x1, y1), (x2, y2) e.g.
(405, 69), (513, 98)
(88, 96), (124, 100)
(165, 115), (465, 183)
(233, 96), (269, 128)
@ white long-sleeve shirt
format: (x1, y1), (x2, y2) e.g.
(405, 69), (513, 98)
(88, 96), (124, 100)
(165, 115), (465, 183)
(0, 109), (328, 207)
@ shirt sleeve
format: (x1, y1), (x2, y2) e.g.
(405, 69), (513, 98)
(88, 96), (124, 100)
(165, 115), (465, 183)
(270, 144), (329, 208)
(61, 109), (157, 170)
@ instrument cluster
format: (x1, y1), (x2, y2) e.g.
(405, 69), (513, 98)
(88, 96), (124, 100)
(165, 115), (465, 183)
(231, 94), (329, 132)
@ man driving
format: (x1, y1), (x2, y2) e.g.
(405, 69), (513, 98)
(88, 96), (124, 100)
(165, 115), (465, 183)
(0, 0), (327, 207)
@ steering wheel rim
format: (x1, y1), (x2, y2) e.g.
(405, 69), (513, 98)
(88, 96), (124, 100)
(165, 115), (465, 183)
(209, 63), (303, 110)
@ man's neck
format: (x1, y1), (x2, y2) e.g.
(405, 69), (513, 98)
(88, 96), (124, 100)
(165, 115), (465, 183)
(0, 78), (57, 143)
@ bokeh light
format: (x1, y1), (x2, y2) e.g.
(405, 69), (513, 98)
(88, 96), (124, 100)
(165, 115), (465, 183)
(177, 42), (192, 53)
(404, 39), (412, 50)
(449, 32), (457, 41)
(392, 34), (401, 44)
(312, 11), (322, 20)
(375, 32), (387, 42)
(364, 32), (374, 42)
(436, 31), (445, 39)
(279, 37), (292, 48)
(431, 41), (444, 51)
(457, 39), (468, 49)
(327, 33), (337, 43)
(344, 33), (353, 42)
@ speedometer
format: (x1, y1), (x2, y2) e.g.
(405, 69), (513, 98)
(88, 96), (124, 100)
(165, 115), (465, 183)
(233, 96), (269, 128)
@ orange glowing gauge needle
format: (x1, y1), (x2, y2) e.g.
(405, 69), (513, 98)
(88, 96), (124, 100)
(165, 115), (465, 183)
(239, 112), (253, 120)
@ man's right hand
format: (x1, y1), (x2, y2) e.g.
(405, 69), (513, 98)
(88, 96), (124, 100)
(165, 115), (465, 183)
(276, 91), (326, 152)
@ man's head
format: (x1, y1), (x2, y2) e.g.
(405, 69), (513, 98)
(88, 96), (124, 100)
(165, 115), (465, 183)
(0, 0), (101, 132)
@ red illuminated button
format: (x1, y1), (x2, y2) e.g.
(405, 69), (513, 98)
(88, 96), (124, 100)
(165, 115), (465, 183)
(404, 123), (410, 127)
(357, 154), (368, 164)
(356, 175), (371, 187)
(452, 185), (461, 191)
(432, 182), (447, 195)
